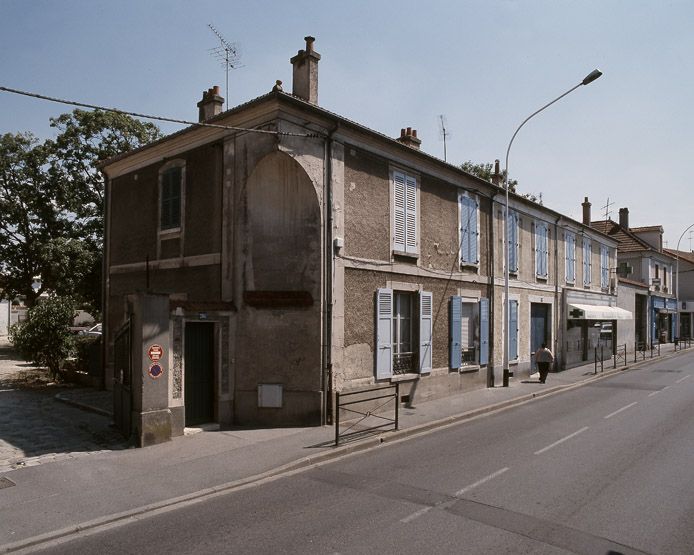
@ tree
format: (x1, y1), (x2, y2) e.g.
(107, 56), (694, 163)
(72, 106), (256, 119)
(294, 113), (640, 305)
(9, 296), (77, 380)
(460, 160), (540, 204)
(0, 110), (161, 313)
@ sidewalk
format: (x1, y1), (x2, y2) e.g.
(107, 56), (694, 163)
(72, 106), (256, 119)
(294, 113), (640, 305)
(0, 342), (686, 552)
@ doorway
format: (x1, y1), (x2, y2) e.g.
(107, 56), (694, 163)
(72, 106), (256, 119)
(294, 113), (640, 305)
(184, 322), (215, 426)
(530, 304), (550, 371)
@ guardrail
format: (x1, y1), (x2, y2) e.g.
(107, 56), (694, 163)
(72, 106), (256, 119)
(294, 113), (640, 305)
(594, 346), (604, 374)
(674, 337), (692, 351)
(335, 384), (399, 446)
(613, 344), (627, 368)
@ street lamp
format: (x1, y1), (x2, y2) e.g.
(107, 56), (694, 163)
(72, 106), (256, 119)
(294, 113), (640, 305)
(675, 223), (694, 341)
(502, 69), (602, 387)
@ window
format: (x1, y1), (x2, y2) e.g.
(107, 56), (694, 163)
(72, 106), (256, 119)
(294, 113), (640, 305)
(583, 237), (592, 286)
(160, 164), (183, 231)
(535, 221), (549, 278)
(392, 169), (418, 255)
(600, 245), (610, 289)
(508, 210), (519, 273)
(449, 297), (490, 369)
(459, 192), (479, 266)
(565, 232), (576, 283)
(376, 289), (432, 378)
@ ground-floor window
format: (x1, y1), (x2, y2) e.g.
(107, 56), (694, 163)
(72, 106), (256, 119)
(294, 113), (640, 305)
(376, 288), (432, 379)
(449, 296), (489, 369)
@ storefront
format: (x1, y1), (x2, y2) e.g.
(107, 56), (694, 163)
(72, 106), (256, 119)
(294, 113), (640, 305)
(651, 296), (678, 343)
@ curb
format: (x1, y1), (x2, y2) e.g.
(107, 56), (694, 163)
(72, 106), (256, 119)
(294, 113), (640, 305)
(53, 393), (113, 418)
(2, 347), (689, 553)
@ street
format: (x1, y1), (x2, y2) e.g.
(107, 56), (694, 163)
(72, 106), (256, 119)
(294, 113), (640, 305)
(34, 352), (694, 554)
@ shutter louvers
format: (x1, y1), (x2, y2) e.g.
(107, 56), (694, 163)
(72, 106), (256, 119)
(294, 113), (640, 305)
(393, 172), (406, 252)
(376, 289), (393, 379)
(509, 300), (518, 360)
(449, 296), (462, 369)
(479, 297), (489, 365)
(419, 291), (433, 373)
(405, 174), (417, 253)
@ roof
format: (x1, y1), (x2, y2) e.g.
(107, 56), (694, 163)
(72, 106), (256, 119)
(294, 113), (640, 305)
(590, 220), (652, 253)
(664, 248), (694, 265)
(630, 225), (663, 233)
(618, 277), (649, 289)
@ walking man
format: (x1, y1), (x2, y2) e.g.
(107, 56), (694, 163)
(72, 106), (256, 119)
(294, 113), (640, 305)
(535, 343), (554, 384)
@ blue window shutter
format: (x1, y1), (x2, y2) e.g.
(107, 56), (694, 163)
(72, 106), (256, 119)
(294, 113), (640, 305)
(449, 296), (462, 369)
(405, 173), (417, 253)
(393, 172), (406, 252)
(508, 211), (518, 273)
(376, 289), (393, 379)
(509, 300), (518, 360)
(566, 233), (575, 282)
(419, 291), (433, 373)
(459, 195), (469, 263)
(470, 197), (478, 263)
(536, 222), (548, 277)
(479, 297), (490, 365)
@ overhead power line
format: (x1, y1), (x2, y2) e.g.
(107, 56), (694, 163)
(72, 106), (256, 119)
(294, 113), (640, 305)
(0, 85), (323, 138)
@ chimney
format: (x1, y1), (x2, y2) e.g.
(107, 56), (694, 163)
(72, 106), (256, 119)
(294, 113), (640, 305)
(197, 85), (224, 122)
(396, 127), (422, 150)
(492, 159), (501, 186)
(290, 36), (321, 104)
(619, 207), (629, 229)
(582, 196), (592, 225)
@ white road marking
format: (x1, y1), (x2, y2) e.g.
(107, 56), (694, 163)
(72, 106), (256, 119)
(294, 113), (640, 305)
(455, 467), (510, 497)
(676, 375), (691, 384)
(400, 506), (433, 523)
(534, 427), (589, 455)
(604, 402), (638, 419)
(648, 390), (660, 397)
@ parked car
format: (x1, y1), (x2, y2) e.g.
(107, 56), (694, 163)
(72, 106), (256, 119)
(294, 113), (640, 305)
(79, 323), (102, 336)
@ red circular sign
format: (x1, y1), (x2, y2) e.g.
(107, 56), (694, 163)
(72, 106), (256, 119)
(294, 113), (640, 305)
(148, 344), (164, 362)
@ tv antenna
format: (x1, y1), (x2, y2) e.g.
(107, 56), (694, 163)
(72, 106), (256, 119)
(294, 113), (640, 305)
(207, 23), (242, 110)
(601, 197), (614, 221)
(438, 115), (450, 162)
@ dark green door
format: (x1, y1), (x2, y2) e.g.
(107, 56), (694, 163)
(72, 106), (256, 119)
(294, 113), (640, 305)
(184, 322), (215, 425)
(530, 304), (550, 370)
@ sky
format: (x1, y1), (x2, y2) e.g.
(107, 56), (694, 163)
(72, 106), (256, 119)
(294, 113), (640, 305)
(1, 0), (693, 250)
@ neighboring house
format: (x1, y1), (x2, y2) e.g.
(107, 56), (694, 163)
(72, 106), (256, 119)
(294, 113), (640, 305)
(664, 248), (694, 339)
(101, 37), (624, 443)
(591, 207), (678, 345)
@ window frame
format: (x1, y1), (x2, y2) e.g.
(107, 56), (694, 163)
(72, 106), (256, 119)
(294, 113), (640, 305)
(535, 220), (549, 279)
(158, 159), (186, 236)
(583, 237), (592, 287)
(565, 231), (576, 284)
(507, 209), (520, 274)
(458, 191), (480, 267)
(600, 244), (610, 290)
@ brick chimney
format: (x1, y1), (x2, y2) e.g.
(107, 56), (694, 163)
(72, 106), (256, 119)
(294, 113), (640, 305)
(582, 196), (592, 225)
(197, 86), (224, 122)
(619, 207), (629, 228)
(290, 36), (321, 104)
(396, 127), (421, 150)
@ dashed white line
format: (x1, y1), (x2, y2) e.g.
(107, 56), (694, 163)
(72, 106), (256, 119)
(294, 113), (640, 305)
(400, 506), (434, 523)
(604, 402), (638, 419)
(648, 390), (660, 397)
(455, 467), (510, 497)
(676, 375), (691, 384)
(534, 427), (590, 455)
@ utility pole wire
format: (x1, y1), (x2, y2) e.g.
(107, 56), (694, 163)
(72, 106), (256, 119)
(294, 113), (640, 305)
(0, 85), (323, 138)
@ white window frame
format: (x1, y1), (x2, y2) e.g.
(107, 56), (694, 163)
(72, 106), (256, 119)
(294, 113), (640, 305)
(535, 220), (549, 279)
(583, 237), (592, 287)
(507, 209), (520, 274)
(158, 159), (186, 237)
(390, 168), (419, 257)
(600, 244), (610, 290)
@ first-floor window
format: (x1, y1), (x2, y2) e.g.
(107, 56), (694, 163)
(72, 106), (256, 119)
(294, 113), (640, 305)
(376, 288), (432, 378)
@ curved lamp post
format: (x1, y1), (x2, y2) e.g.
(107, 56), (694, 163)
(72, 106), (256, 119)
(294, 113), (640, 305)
(502, 69), (602, 387)
(675, 223), (694, 340)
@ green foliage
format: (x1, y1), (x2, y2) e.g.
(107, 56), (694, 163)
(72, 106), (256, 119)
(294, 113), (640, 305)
(460, 160), (541, 204)
(0, 110), (162, 313)
(9, 296), (77, 379)
(74, 334), (101, 373)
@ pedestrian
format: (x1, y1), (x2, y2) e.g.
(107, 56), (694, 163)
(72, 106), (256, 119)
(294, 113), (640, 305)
(535, 343), (554, 384)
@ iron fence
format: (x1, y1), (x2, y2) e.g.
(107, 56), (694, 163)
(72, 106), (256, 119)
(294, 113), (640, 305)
(674, 337), (692, 351)
(613, 344), (627, 368)
(335, 384), (399, 446)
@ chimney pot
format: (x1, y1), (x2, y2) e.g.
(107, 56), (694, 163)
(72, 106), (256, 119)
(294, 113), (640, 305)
(197, 84), (225, 122)
(290, 37), (321, 104)
(619, 207), (629, 228)
(396, 126), (422, 150)
(582, 197), (592, 226)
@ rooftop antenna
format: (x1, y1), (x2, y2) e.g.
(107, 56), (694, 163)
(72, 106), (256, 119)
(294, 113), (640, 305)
(207, 23), (242, 110)
(601, 197), (614, 221)
(438, 115), (450, 162)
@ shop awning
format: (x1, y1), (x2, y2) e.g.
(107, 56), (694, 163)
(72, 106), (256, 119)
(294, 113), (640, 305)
(568, 304), (633, 320)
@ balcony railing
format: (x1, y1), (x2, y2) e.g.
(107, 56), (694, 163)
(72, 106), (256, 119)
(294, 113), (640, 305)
(461, 347), (477, 365)
(393, 352), (416, 374)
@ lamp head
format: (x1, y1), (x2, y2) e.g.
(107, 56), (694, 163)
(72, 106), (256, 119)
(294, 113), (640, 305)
(582, 69), (603, 85)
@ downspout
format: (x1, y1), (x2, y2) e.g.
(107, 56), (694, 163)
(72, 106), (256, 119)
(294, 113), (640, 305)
(323, 122), (339, 425)
(101, 169), (111, 391)
(488, 191), (498, 387)
(554, 216), (561, 370)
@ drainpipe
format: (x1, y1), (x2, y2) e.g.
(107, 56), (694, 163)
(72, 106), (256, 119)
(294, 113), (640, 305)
(554, 216), (561, 370)
(323, 122), (339, 425)
(488, 191), (498, 387)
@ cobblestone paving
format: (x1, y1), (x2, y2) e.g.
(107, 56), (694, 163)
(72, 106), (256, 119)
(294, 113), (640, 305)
(0, 339), (128, 474)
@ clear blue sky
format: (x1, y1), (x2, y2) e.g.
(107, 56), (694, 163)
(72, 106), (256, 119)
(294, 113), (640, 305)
(2, 0), (693, 249)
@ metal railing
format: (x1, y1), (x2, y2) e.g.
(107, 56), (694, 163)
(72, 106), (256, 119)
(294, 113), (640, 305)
(613, 344), (627, 368)
(335, 384), (399, 446)
(393, 352), (415, 375)
(461, 347), (477, 365)
(674, 337), (692, 351)
(594, 346), (605, 374)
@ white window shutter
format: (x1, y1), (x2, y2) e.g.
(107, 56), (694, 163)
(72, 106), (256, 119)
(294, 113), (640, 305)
(376, 288), (393, 379)
(419, 291), (433, 374)
(470, 197), (479, 263)
(405, 173), (417, 253)
(393, 172), (406, 252)
(508, 211), (518, 273)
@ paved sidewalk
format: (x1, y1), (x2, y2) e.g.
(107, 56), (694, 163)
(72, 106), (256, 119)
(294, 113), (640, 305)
(0, 341), (687, 552)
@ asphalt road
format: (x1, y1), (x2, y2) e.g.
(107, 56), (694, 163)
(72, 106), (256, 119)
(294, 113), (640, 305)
(35, 352), (694, 554)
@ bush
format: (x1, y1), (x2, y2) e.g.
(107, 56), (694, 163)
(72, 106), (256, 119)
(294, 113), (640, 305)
(10, 296), (76, 380)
